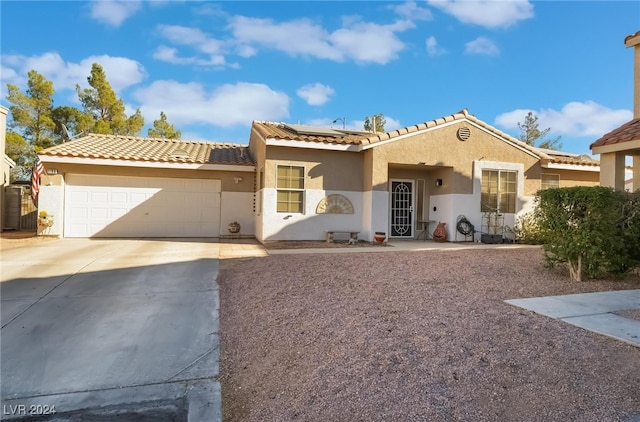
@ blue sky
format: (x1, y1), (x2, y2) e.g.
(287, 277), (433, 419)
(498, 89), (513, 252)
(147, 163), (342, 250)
(1, 1), (639, 155)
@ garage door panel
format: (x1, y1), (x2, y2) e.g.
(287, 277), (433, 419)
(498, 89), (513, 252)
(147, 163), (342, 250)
(65, 174), (221, 238)
(110, 192), (127, 203)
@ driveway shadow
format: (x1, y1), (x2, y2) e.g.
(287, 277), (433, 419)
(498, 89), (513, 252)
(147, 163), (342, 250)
(1, 256), (220, 421)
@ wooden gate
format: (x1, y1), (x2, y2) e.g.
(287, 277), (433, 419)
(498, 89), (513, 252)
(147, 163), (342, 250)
(4, 185), (37, 231)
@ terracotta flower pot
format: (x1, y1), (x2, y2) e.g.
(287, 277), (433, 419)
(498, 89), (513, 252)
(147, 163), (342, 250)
(433, 222), (447, 243)
(374, 232), (386, 243)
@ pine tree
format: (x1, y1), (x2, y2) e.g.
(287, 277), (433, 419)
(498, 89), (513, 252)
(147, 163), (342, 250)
(148, 111), (181, 139)
(76, 63), (144, 136)
(5, 70), (58, 180)
(364, 113), (386, 132)
(6, 70), (56, 150)
(517, 111), (562, 150)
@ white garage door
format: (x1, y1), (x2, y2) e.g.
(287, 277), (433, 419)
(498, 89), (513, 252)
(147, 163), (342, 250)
(64, 174), (221, 238)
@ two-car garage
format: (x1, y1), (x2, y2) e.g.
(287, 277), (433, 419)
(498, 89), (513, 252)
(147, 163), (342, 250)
(36, 134), (255, 239)
(64, 174), (221, 238)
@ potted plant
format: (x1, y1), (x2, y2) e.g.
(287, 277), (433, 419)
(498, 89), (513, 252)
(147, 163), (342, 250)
(38, 210), (54, 228)
(374, 231), (386, 244)
(228, 221), (241, 234)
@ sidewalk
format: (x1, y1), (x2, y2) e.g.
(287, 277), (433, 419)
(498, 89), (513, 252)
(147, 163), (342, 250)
(506, 290), (640, 348)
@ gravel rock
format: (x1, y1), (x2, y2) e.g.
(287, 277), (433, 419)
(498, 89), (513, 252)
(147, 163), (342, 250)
(218, 248), (640, 422)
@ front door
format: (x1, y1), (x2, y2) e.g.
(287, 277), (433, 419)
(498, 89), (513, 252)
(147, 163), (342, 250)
(390, 180), (414, 238)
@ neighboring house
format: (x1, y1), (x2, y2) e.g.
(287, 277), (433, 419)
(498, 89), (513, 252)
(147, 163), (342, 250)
(590, 30), (640, 190)
(249, 109), (600, 243)
(36, 109), (604, 241)
(37, 134), (255, 238)
(1, 105), (14, 232)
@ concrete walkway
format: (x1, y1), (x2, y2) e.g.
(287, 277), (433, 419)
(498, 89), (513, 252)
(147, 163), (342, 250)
(506, 290), (640, 348)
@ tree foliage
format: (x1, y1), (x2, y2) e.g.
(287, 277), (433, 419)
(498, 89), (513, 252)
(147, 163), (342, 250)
(5, 132), (31, 182)
(51, 105), (93, 140)
(517, 111), (562, 150)
(6, 70), (57, 150)
(364, 113), (386, 133)
(148, 111), (181, 139)
(5, 63), (151, 181)
(5, 70), (60, 180)
(76, 63), (144, 136)
(534, 186), (640, 281)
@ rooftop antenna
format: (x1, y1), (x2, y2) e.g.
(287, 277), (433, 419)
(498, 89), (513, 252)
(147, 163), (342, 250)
(60, 123), (84, 142)
(61, 124), (72, 142)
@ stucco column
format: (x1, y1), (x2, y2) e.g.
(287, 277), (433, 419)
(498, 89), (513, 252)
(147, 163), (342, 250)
(634, 43), (640, 119)
(599, 152), (626, 191)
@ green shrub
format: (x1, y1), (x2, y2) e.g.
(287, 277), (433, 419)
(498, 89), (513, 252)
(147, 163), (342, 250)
(534, 186), (640, 281)
(514, 211), (544, 244)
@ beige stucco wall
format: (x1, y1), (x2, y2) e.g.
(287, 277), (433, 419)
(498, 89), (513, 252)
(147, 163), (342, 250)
(39, 162), (255, 192)
(263, 146), (363, 191)
(370, 121), (540, 193)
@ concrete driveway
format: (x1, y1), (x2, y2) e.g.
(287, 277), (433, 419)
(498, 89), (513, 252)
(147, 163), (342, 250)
(1, 238), (221, 421)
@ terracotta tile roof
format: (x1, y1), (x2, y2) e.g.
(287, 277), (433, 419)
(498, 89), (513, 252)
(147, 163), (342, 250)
(542, 154), (601, 167)
(254, 110), (608, 169)
(625, 30), (640, 46)
(254, 109), (546, 158)
(359, 109), (547, 158)
(39, 133), (254, 165)
(589, 118), (640, 149)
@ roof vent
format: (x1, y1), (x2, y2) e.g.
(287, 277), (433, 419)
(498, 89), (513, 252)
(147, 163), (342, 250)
(457, 126), (471, 141)
(169, 148), (189, 159)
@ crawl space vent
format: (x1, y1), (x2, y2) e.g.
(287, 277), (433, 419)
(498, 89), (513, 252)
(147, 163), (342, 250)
(457, 126), (471, 141)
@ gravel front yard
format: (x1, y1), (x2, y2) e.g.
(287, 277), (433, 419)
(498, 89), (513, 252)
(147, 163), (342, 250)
(218, 247), (640, 422)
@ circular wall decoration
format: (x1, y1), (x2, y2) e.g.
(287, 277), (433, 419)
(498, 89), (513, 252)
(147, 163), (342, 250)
(457, 126), (471, 141)
(316, 194), (354, 214)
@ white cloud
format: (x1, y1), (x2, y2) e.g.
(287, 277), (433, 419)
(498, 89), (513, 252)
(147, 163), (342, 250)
(392, 1), (434, 21)
(154, 25), (228, 67)
(330, 20), (412, 65)
(90, 0), (143, 27)
(495, 101), (633, 138)
(297, 83), (335, 106)
(157, 25), (223, 55)
(229, 15), (411, 65)
(0, 53), (146, 95)
(426, 36), (446, 56)
(230, 16), (340, 61)
(428, 0), (534, 28)
(132, 80), (290, 127)
(465, 37), (499, 56)
(153, 46), (226, 66)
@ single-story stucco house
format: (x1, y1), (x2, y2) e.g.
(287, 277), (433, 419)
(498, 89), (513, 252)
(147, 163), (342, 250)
(36, 109), (604, 242)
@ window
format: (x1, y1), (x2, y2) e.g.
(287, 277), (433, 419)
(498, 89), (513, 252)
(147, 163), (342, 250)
(481, 170), (516, 213)
(276, 165), (304, 213)
(541, 173), (560, 190)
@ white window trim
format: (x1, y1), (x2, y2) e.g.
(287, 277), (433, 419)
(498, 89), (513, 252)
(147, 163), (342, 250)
(473, 160), (524, 215)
